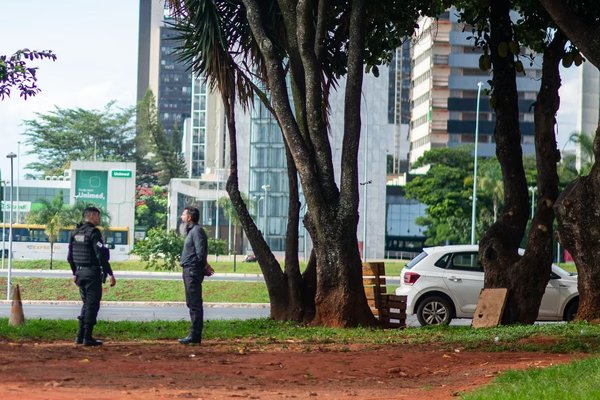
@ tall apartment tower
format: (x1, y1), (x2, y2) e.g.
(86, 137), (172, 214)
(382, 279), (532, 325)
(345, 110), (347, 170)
(408, 10), (541, 168)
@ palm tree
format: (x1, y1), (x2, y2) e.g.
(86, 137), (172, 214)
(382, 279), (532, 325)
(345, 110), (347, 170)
(477, 162), (504, 222)
(26, 192), (70, 269)
(218, 192), (252, 255)
(568, 131), (595, 175)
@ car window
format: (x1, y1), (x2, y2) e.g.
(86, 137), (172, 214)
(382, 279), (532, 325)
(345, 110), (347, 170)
(434, 253), (451, 269)
(406, 251), (428, 269)
(448, 252), (482, 272)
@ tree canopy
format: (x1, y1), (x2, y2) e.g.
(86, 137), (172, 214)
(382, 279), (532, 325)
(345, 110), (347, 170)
(0, 49), (56, 100)
(22, 102), (135, 177)
(136, 90), (187, 185)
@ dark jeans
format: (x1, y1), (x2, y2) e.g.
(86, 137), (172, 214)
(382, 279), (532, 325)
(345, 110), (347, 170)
(182, 266), (204, 340)
(76, 267), (103, 328)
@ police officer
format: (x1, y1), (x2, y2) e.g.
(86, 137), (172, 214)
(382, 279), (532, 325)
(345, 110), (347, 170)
(178, 206), (209, 345)
(67, 206), (116, 346)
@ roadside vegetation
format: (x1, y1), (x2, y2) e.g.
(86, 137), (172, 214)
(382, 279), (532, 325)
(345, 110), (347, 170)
(0, 277), (270, 303)
(463, 357), (600, 399)
(7, 258), (574, 275)
(0, 318), (599, 351)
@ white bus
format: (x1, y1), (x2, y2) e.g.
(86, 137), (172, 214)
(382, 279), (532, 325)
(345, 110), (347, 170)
(0, 223), (131, 261)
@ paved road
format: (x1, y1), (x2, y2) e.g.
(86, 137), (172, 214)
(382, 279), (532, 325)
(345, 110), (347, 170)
(0, 302), (270, 321)
(0, 269), (266, 282)
(0, 301), (472, 327)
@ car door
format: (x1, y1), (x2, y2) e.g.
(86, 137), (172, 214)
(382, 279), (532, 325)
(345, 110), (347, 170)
(442, 252), (484, 316)
(537, 271), (562, 319)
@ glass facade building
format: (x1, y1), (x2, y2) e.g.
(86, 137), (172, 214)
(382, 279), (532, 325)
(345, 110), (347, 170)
(189, 76), (209, 177)
(248, 98), (290, 251)
(157, 25), (192, 141)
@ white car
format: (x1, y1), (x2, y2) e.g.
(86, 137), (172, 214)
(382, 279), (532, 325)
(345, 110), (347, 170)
(395, 244), (579, 326)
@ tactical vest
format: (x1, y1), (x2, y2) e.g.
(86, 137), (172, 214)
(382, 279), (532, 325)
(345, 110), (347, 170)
(71, 224), (97, 266)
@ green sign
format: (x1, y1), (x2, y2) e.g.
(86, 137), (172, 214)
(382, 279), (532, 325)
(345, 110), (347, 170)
(74, 170), (108, 209)
(111, 169), (132, 178)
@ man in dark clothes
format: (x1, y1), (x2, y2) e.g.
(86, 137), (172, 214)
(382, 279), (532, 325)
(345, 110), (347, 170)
(67, 206), (116, 346)
(178, 206), (210, 345)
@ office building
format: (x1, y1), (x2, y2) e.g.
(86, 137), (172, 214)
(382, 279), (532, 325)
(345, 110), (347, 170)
(137, 0), (192, 140)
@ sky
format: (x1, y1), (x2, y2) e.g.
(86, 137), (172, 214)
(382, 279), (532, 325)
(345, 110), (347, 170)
(0, 1), (582, 180)
(0, 0), (139, 180)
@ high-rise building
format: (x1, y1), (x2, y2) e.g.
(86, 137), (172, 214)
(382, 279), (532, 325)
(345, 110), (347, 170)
(388, 42), (412, 174)
(408, 10), (541, 169)
(577, 63), (599, 171)
(137, 0), (192, 140)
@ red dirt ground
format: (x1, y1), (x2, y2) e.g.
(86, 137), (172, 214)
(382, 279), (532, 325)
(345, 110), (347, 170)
(0, 340), (582, 399)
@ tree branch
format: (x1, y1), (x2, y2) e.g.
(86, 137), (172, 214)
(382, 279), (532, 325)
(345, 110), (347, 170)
(538, 0), (600, 68)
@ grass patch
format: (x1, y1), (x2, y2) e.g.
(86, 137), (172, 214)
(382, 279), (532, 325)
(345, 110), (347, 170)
(463, 356), (600, 399)
(0, 277), (269, 303)
(1, 318), (600, 353)
(10, 258), (407, 276)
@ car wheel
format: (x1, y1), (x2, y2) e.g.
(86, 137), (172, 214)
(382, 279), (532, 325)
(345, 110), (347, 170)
(416, 296), (453, 326)
(565, 300), (579, 321)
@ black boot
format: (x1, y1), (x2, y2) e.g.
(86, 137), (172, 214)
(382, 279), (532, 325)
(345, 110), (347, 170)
(83, 325), (103, 346)
(75, 317), (84, 345)
(178, 334), (201, 345)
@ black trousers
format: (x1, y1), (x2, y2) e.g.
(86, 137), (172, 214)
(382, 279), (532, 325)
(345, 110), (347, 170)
(76, 267), (103, 327)
(182, 266), (204, 339)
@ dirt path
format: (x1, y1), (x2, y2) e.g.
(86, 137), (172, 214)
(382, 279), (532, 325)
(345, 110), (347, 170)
(0, 340), (582, 399)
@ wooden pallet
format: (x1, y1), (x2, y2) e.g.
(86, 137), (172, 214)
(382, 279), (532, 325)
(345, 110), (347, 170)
(362, 262), (406, 328)
(379, 294), (407, 328)
(363, 262), (386, 315)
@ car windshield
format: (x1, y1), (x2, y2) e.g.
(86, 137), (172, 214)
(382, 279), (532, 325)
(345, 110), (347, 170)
(406, 251), (428, 269)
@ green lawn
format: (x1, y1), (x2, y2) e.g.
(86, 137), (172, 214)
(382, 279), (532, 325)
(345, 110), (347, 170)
(0, 277), (269, 303)
(9, 258), (408, 276)
(463, 356), (600, 399)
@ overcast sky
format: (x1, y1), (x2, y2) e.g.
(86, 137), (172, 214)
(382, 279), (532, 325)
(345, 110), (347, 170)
(0, 0), (139, 179)
(0, 1), (580, 180)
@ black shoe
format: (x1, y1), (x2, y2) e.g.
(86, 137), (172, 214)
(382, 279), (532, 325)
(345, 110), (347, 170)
(75, 337), (84, 345)
(83, 337), (103, 346)
(178, 336), (201, 345)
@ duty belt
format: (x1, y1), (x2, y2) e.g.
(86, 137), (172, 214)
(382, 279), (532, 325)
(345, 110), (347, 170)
(76, 264), (101, 269)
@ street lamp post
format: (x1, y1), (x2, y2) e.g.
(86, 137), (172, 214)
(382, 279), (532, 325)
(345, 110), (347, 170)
(1, 180), (6, 270)
(215, 170), (220, 240)
(254, 196), (263, 232)
(6, 152), (16, 301)
(470, 81), (484, 245)
(361, 92), (369, 261)
(529, 186), (536, 219)
(261, 184), (270, 243)
(300, 202), (308, 261)
(16, 141), (20, 224)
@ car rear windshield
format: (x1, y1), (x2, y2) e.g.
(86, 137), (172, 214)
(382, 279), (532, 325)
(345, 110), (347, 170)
(406, 251), (428, 269)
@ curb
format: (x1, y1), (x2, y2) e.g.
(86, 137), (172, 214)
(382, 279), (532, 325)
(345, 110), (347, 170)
(0, 300), (270, 308)
(0, 269), (264, 278)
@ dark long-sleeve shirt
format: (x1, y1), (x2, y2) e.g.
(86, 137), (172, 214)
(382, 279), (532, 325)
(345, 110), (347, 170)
(180, 224), (208, 268)
(67, 222), (114, 276)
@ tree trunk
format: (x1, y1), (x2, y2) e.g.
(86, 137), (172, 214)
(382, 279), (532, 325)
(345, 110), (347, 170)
(540, 0), (600, 323)
(480, 1), (565, 324)
(500, 34), (564, 323)
(555, 128), (600, 321)
(305, 211), (375, 327)
(50, 242), (54, 270)
(241, 0), (376, 327)
(221, 84), (314, 322)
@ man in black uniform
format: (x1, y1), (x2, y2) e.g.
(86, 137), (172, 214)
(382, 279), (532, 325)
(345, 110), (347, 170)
(67, 206), (116, 346)
(178, 206), (209, 345)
